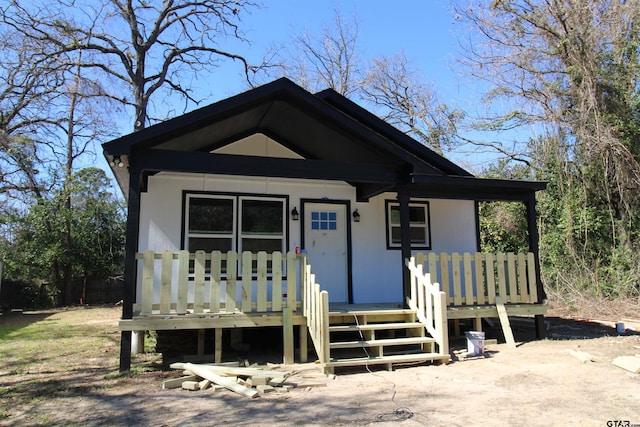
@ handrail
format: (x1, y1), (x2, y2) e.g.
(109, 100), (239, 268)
(415, 252), (539, 306)
(405, 257), (449, 357)
(300, 255), (330, 368)
(134, 250), (299, 316)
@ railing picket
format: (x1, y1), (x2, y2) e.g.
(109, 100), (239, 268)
(485, 253), (496, 305)
(417, 264), (425, 314)
(210, 251), (222, 312)
(496, 253), (507, 299)
(428, 253), (441, 302)
(242, 251), (252, 312)
(272, 252), (282, 312)
(463, 252), (474, 305)
(193, 250), (206, 314)
(409, 257), (417, 306)
(528, 252), (538, 302)
(507, 252), (519, 303)
(286, 252), (297, 310)
(141, 250), (154, 315)
(474, 252), (485, 305)
(160, 251), (173, 315)
(439, 252), (451, 305)
(177, 250), (189, 314)
(517, 253), (529, 303)
(257, 252), (268, 311)
(451, 253), (462, 306)
(226, 251), (237, 312)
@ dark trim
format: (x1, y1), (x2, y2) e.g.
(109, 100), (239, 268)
(384, 199), (432, 251)
(134, 149), (399, 184)
(180, 191), (291, 278)
(525, 195), (545, 303)
(474, 201), (481, 252)
(409, 174), (546, 202)
(398, 191), (412, 308)
(525, 194), (546, 339)
(300, 199), (353, 304)
(119, 166), (142, 372)
(103, 78), (436, 170)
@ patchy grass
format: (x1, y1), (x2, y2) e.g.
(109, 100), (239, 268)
(0, 306), (162, 424)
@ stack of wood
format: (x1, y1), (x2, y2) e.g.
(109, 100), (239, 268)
(163, 362), (296, 398)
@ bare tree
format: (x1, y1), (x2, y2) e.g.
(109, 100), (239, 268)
(1, 0), (264, 131)
(281, 9), (361, 97)
(454, 0), (640, 248)
(277, 9), (462, 155)
(361, 53), (463, 155)
(0, 21), (70, 204)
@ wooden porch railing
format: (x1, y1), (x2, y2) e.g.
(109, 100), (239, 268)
(300, 255), (330, 367)
(415, 252), (540, 307)
(405, 257), (449, 356)
(134, 250), (299, 315)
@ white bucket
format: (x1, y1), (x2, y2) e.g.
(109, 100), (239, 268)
(465, 331), (485, 355)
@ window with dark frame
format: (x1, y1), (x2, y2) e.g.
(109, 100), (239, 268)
(187, 196), (235, 252)
(185, 194), (286, 254)
(239, 198), (285, 253)
(385, 200), (431, 249)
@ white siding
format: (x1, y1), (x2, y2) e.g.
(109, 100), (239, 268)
(138, 174), (478, 304)
(350, 194), (477, 303)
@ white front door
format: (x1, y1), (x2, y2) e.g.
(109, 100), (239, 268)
(302, 201), (351, 303)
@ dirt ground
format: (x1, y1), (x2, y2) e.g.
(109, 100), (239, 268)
(1, 304), (639, 427)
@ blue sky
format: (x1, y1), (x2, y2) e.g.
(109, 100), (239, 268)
(215, 0), (469, 105)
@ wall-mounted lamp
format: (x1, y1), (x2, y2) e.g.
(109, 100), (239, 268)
(352, 209), (361, 222)
(291, 207), (299, 221)
(109, 155), (125, 168)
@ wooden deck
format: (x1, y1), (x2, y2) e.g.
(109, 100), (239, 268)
(119, 250), (546, 373)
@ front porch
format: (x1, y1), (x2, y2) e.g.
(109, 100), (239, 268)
(119, 249), (546, 373)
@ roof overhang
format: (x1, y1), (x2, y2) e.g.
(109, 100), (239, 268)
(103, 78), (546, 203)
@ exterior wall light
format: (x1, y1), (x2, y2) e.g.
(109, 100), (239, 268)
(291, 207), (299, 221)
(109, 155), (125, 168)
(352, 209), (361, 222)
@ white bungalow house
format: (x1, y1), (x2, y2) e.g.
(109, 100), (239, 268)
(103, 78), (547, 373)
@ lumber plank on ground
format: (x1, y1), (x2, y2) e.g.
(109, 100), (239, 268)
(612, 356), (640, 373)
(567, 349), (594, 363)
(162, 375), (199, 390)
(182, 363), (259, 398)
(182, 380), (200, 391)
(246, 376), (269, 386)
(495, 296), (516, 348)
(170, 362), (290, 379)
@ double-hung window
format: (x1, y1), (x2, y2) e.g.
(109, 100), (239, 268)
(186, 196), (235, 252)
(239, 197), (285, 253)
(185, 193), (286, 254)
(385, 200), (431, 249)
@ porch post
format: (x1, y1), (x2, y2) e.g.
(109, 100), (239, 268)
(398, 190), (412, 308)
(525, 193), (546, 339)
(119, 166), (142, 372)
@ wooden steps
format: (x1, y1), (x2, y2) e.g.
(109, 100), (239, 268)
(326, 352), (450, 369)
(329, 322), (425, 332)
(329, 336), (436, 350)
(324, 307), (449, 371)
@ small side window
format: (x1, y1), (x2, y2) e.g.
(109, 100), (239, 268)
(385, 200), (431, 250)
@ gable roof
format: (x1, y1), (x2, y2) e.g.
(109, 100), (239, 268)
(103, 78), (545, 201)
